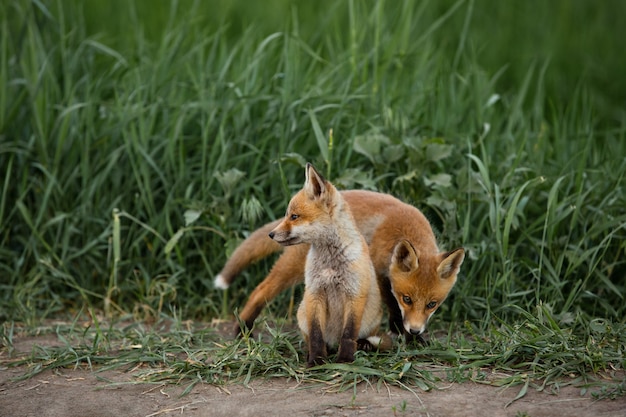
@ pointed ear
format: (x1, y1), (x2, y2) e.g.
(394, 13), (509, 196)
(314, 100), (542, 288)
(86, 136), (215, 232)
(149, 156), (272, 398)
(391, 240), (419, 273)
(304, 163), (327, 200)
(437, 248), (465, 280)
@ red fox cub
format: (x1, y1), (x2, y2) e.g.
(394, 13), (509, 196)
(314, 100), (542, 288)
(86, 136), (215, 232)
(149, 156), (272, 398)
(269, 163), (383, 366)
(215, 173), (465, 342)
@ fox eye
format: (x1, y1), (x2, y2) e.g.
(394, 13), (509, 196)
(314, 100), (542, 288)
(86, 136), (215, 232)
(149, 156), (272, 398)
(402, 295), (412, 305)
(290, 214), (299, 220)
(426, 301), (437, 309)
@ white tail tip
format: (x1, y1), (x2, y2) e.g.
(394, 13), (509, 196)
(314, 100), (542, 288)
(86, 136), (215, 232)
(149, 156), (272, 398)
(214, 274), (230, 290)
(366, 336), (381, 346)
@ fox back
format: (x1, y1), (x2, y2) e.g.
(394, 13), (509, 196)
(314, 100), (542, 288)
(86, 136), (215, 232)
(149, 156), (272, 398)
(216, 175), (465, 343)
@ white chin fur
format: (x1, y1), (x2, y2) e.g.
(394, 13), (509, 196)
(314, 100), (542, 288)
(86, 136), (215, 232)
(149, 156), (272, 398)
(213, 274), (230, 290)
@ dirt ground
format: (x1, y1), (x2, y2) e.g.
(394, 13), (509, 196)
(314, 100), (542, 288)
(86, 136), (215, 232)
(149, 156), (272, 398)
(2, 366), (625, 417)
(1, 325), (624, 417)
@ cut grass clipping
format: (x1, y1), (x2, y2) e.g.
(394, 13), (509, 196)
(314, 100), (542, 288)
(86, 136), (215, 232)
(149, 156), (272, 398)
(2, 0), (625, 402)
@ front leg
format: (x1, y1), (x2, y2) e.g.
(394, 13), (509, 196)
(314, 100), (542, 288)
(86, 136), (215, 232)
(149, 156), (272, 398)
(337, 315), (358, 363)
(307, 316), (327, 367)
(337, 299), (363, 363)
(299, 291), (328, 367)
(379, 279), (404, 336)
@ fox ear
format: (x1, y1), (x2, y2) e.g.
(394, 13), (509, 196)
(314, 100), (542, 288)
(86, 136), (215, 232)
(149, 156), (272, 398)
(391, 240), (419, 273)
(304, 163), (327, 200)
(437, 248), (465, 280)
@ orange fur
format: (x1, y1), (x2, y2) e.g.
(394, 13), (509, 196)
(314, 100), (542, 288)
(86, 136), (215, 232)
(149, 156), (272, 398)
(216, 185), (465, 341)
(269, 164), (382, 366)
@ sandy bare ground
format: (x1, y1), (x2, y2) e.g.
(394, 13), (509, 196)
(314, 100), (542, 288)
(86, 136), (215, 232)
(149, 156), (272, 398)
(1, 325), (624, 417)
(1, 365), (625, 417)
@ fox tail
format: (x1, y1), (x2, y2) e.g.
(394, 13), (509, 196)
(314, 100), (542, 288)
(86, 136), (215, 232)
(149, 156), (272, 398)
(357, 333), (395, 352)
(214, 219), (284, 289)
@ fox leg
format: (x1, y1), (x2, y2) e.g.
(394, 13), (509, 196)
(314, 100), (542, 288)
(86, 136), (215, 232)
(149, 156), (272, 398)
(336, 315), (358, 363)
(378, 276), (404, 335)
(307, 316), (327, 367)
(234, 244), (308, 335)
(299, 292), (328, 367)
(336, 298), (365, 363)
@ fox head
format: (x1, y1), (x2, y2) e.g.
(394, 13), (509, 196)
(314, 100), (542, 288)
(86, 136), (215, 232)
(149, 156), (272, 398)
(389, 240), (465, 335)
(268, 163), (339, 246)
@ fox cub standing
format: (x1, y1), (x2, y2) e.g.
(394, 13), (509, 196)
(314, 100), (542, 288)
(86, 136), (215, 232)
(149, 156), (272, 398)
(269, 163), (384, 366)
(215, 174), (465, 343)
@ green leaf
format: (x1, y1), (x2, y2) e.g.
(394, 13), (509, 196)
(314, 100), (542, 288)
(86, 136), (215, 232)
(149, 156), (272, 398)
(308, 109), (328, 161)
(279, 152), (307, 167)
(392, 170), (419, 186)
(353, 132), (390, 163)
(424, 173), (452, 188)
(382, 144), (405, 164)
(165, 228), (186, 255)
(334, 168), (377, 190)
(215, 168), (246, 193)
(425, 143), (453, 161)
(184, 209), (202, 226)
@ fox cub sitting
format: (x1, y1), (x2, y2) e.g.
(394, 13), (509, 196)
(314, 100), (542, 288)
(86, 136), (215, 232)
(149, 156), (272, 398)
(269, 163), (385, 367)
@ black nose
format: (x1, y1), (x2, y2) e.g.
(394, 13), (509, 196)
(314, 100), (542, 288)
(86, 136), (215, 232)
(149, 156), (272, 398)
(268, 232), (275, 239)
(409, 328), (423, 335)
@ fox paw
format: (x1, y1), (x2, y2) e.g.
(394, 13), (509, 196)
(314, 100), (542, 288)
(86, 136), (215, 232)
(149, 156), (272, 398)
(307, 355), (327, 368)
(336, 353), (355, 363)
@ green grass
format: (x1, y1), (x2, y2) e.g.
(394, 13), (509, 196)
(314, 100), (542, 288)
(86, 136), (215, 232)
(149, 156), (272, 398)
(1, 0), (625, 401)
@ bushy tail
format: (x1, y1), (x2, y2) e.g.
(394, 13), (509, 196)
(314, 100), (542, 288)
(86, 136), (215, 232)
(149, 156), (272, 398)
(357, 333), (395, 352)
(214, 219), (284, 289)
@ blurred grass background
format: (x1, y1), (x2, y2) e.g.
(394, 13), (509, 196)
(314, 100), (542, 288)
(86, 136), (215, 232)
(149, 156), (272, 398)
(1, 0), (625, 340)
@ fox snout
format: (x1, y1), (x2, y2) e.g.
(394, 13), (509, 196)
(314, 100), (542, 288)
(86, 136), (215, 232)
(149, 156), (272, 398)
(401, 312), (430, 336)
(407, 325), (426, 335)
(268, 230), (286, 241)
(268, 230), (284, 242)
(268, 227), (300, 246)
